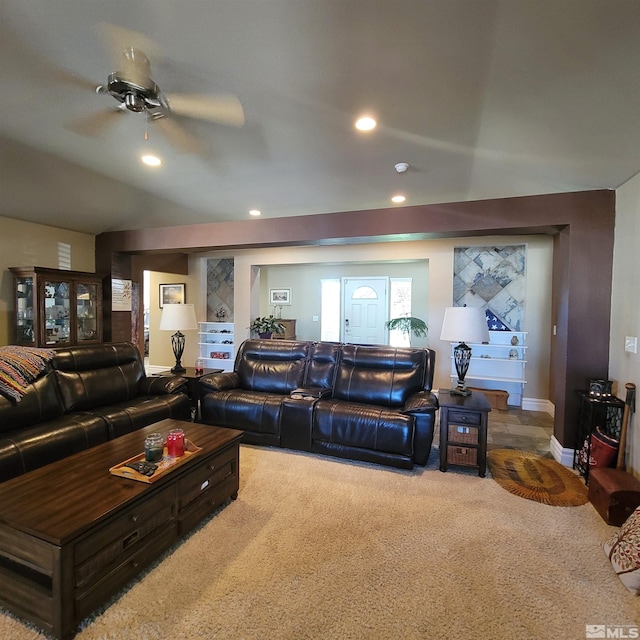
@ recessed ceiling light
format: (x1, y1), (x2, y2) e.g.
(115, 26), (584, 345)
(355, 116), (377, 131)
(249, 209), (262, 217)
(141, 154), (162, 167)
(391, 195), (406, 203)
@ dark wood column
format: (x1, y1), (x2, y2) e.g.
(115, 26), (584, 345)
(96, 189), (616, 453)
(96, 250), (189, 347)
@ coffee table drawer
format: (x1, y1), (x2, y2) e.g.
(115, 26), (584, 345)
(177, 445), (238, 512)
(75, 523), (178, 620)
(75, 484), (175, 584)
(180, 473), (239, 535)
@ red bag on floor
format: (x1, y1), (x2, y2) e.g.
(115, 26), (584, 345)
(578, 427), (619, 469)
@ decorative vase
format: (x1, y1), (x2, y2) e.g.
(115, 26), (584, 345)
(258, 332), (272, 339)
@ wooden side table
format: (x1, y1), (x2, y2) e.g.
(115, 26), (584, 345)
(156, 367), (223, 420)
(439, 389), (492, 477)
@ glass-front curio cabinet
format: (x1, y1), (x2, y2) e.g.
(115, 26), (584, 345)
(10, 267), (103, 347)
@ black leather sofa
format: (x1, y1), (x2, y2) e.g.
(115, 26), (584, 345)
(200, 339), (438, 469)
(0, 342), (191, 482)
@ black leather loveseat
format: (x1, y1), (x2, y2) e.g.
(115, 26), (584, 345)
(200, 339), (438, 469)
(0, 342), (191, 482)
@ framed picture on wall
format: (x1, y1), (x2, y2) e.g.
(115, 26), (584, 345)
(159, 283), (185, 307)
(269, 288), (291, 305)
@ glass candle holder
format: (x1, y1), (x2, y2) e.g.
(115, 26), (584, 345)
(167, 429), (185, 457)
(144, 433), (164, 462)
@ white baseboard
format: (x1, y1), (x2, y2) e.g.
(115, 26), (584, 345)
(550, 435), (575, 468)
(522, 398), (555, 415)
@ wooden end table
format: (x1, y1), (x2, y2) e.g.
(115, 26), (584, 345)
(439, 389), (492, 477)
(156, 367), (223, 420)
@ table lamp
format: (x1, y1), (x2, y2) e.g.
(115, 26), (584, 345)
(159, 303), (198, 373)
(440, 306), (490, 396)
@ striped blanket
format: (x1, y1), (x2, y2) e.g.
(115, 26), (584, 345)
(0, 345), (56, 403)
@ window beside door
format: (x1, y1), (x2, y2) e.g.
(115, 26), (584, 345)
(321, 277), (413, 346)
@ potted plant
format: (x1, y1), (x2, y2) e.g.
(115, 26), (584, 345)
(385, 315), (428, 346)
(249, 315), (286, 339)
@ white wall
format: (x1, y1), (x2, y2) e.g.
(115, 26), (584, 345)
(0, 216), (95, 346)
(610, 174), (640, 477)
(192, 234), (553, 404)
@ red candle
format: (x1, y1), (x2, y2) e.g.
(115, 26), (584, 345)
(167, 429), (185, 457)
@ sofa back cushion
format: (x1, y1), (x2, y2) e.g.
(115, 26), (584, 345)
(305, 342), (340, 389)
(52, 342), (145, 412)
(333, 345), (428, 407)
(0, 371), (64, 432)
(236, 340), (309, 394)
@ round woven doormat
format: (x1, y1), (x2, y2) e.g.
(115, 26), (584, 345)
(487, 449), (588, 506)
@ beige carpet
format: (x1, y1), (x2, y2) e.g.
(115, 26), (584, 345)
(2, 445), (639, 640)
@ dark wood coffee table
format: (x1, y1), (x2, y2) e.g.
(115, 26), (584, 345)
(0, 420), (242, 640)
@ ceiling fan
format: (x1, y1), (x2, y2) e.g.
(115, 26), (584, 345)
(69, 24), (245, 154)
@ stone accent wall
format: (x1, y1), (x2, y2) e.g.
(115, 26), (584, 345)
(453, 245), (525, 331)
(206, 259), (234, 322)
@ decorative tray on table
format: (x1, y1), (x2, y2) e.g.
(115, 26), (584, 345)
(109, 439), (202, 483)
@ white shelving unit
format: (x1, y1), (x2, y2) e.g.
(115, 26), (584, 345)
(449, 330), (527, 406)
(198, 322), (235, 372)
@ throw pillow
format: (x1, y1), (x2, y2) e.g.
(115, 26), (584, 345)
(603, 506), (640, 594)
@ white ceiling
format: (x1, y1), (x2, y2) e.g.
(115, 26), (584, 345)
(1, 0), (640, 235)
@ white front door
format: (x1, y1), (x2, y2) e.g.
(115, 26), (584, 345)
(342, 277), (389, 344)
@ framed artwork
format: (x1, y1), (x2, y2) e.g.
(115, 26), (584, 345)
(111, 278), (132, 311)
(269, 288), (291, 305)
(159, 283), (185, 308)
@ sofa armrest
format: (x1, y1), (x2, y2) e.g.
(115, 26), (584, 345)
(200, 372), (240, 392)
(402, 390), (439, 466)
(402, 390), (439, 414)
(139, 375), (188, 395)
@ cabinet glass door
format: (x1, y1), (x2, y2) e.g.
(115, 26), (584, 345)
(16, 276), (35, 345)
(44, 279), (71, 345)
(76, 282), (99, 342)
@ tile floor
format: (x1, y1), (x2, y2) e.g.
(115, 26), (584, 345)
(485, 406), (555, 456)
(434, 404), (555, 457)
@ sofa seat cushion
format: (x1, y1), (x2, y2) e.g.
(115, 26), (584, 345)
(313, 399), (414, 457)
(89, 394), (191, 439)
(0, 414), (109, 482)
(201, 389), (285, 437)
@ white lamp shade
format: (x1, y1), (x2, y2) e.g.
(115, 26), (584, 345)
(440, 306), (490, 344)
(159, 303), (198, 331)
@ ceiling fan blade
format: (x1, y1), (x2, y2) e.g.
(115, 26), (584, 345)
(166, 94), (245, 127)
(153, 117), (205, 154)
(99, 22), (160, 85)
(69, 109), (125, 137)
(54, 68), (100, 92)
